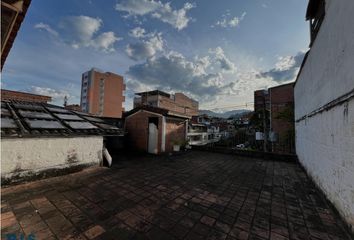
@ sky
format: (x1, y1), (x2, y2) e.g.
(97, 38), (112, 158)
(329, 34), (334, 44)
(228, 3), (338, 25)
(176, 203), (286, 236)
(1, 0), (309, 112)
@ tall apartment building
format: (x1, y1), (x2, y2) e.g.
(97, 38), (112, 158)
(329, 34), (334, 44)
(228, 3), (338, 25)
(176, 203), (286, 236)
(81, 68), (125, 118)
(133, 90), (199, 116)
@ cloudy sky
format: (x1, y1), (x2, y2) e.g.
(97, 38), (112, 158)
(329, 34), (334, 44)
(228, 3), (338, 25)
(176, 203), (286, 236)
(2, 0), (309, 111)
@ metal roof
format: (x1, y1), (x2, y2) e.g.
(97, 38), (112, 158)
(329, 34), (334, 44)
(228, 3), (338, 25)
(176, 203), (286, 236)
(1, 101), (124, 138)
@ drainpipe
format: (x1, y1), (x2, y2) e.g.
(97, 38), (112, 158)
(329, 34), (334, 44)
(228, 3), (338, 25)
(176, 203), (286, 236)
(161, 116), (166, 152)
(103, 147), (112, 167)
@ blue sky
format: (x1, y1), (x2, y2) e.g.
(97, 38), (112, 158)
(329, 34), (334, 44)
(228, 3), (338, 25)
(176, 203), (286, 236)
(2, 0), (309, 111)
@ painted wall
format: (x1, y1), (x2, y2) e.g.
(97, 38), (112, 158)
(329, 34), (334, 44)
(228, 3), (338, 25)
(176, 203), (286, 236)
(295, 0), (354, 230)
(1, 136), (103, 181)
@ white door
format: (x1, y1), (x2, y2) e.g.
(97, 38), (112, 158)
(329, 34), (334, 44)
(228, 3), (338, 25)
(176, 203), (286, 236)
(148, 123), (158, 154)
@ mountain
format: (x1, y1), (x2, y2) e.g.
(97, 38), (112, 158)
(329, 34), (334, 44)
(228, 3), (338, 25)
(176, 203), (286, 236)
(199, 109), (252, 119)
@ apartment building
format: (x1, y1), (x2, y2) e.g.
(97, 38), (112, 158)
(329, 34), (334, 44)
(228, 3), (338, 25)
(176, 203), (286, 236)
(81, 68), (125, 118)
(295, 0), (354, 230)
(134, 90), (198, 117)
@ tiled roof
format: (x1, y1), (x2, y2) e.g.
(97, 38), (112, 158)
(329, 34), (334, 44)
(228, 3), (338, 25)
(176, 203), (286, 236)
(1, 101), (124, 138)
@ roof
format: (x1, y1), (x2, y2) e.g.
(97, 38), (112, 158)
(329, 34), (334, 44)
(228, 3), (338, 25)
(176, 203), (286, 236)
(268, 82), (294, 90)
(306, 0), (324, 20)
(135, 90), (171, 98)
(124, 106), (190, 119)
(1, 89), (52, 103)
(1, 100), (124, 138)
(1, 0), (31, 70)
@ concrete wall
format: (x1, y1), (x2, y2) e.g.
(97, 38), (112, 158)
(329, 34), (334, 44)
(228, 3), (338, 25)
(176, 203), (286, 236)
(1, 137), (103, 182)
(295, 0), (354, 230)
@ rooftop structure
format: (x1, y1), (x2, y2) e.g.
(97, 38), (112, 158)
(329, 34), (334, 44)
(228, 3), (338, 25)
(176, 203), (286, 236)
(1, 100), (123, 183)
(134, 90), (199, 117)
(124, 106), (190, 154)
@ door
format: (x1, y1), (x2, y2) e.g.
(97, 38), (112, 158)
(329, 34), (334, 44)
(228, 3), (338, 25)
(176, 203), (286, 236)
(148, 121), (158, 154)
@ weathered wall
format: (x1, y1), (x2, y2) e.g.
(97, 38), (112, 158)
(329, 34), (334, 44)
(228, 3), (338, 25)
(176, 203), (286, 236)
(124, 111), (162, 153)
(295, 0), (354, 230)
(165, 118), (187, 152)
(1, 137), (103, 181)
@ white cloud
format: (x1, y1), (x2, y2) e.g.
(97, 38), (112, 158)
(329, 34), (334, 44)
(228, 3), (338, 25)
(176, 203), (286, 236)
(34, 22), (58, 36)
(126, 32), (164, 60)
(58, 16), (121, 52)
(256, 51), (306, 82)
(115, 0), (195, 30)
(214, 12), (246, 28)
(209, 47), (237, 73)
(30, 86), (70, 103)
(127, 51), (237, 102)
(129, 27), (147, 38)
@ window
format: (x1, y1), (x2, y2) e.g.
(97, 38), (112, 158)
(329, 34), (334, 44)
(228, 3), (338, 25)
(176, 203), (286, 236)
(306, 0), (325, 46)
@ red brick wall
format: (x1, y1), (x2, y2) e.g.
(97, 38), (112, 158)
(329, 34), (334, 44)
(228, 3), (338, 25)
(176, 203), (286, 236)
(124, 111), (162, 153)
(1, 89), (52, 103)
(125, 111), (187, 153)
(165, 118), (187, 152)
(270, 83), (294, 153)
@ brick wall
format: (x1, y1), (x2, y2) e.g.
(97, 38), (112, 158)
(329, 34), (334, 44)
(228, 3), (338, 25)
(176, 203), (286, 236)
(1, 89), (52, 103)
(165, 118), (187, 152)
(270, 83), (294, 153)
(124, 111), (162, 153)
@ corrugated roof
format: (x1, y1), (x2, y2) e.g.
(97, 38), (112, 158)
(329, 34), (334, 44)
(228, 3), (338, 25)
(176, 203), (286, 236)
(1, 100), (124, 138)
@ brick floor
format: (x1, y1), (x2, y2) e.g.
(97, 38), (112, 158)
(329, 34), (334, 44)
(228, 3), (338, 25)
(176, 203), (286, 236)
(1, 151), (353, 240)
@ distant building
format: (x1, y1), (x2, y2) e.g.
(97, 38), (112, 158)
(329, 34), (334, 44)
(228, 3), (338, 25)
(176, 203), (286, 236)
(269, 83), (295, 153)
(1, 0), (31, 70)
(295, 0), (354, 230)
(81, 68), (125, 118)
(65, 104), (81, 112)
(124, 106), (190, 154)
(253, 83), (295, 153)
(134, 90), (198, 117)
(187, 115), (221, 146)
(1, 89), (52, 103)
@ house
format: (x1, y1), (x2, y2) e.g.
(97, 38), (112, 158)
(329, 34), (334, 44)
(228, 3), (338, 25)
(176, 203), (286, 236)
(124, 106), (190, 154)
(295, 0), (354, 231)
(133, 90), (199, 117)
(1, 100), (124, 184)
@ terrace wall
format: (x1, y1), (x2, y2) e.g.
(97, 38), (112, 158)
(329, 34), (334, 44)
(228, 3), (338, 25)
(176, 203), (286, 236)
(295, 0), (354, 231)
(1, 136), (103, 184)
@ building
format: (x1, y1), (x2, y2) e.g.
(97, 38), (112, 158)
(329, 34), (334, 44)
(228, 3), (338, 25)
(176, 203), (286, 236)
(252, 84), (295, 153)
(1, 100), (124, 184)
(295, 0), (354, 231)
(124, 106), (190, 154)
(187, 115), (221, 146)
(64, 104), (81, 111)
(134, 90), (198, 117)
(1, 0), (31, 70)
(81, 68), (125, 118)
(269, 83), (295, 153)
(1, 89), (52, 103)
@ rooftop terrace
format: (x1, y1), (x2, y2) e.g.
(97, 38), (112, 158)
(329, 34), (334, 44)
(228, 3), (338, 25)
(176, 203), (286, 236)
(1, 151), (352, 240)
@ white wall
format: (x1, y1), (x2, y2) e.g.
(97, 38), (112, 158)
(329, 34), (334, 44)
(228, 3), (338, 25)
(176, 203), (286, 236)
(295, 0), (354, 231)
(1, 137), (103, 181)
